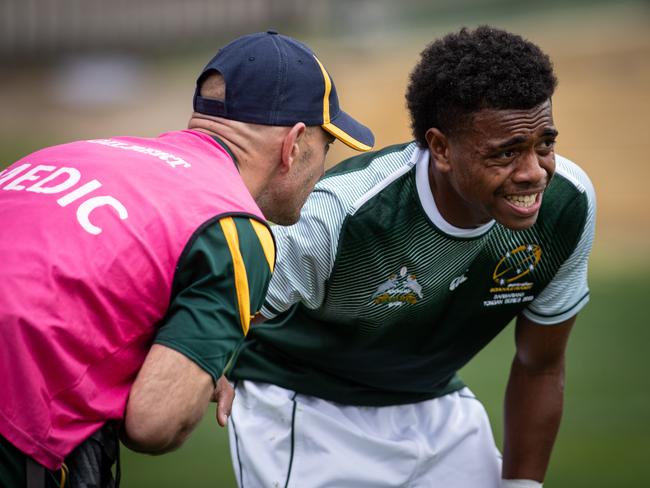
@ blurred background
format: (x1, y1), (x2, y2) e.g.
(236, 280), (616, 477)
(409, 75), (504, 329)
(1, 0), (648, 486)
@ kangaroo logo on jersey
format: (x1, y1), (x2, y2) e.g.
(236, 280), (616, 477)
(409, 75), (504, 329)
(372, 266), (422, 308)
(483, 244), (541, 308)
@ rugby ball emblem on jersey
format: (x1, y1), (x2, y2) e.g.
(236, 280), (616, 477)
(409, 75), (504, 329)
(492, 244), (542, 285)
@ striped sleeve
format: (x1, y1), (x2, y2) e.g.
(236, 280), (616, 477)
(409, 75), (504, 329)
(523, 156), (597, 325)
(154, 216), (274, 382)
(261, 144), (418, 319)
(261, 188), (347, 319)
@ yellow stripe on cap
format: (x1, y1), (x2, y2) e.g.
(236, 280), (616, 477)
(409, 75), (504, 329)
(250, 218), (275, 273)
(321, 123), (373, 152)
(219, 217), (251, 335)
(313, 55), (332, 124)
(313, 55), (373, 152)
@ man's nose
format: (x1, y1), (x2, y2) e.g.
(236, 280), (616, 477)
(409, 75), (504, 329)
(513, 150), (548, 185)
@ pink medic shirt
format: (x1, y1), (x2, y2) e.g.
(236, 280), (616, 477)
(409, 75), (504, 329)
(0, 130), (266, 469)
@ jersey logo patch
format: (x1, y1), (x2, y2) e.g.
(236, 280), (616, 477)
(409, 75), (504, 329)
(449, 273), (468, 291)
(492, 243), (541, 285)
(372, 266), (422, 308)
(483, 244), (541, 308)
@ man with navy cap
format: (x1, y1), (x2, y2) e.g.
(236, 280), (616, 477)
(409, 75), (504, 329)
(0, 31), (373, 487)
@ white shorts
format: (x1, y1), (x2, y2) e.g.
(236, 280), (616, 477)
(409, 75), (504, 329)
(228, 380), (502, 488)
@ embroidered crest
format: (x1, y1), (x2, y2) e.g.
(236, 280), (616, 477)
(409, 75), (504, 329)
(372, 266), (422, 307)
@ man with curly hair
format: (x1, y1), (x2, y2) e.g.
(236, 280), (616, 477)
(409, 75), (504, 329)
(225, 26), (596, 488)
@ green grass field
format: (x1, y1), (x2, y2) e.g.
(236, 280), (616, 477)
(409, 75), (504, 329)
(120, 267), (650, 488)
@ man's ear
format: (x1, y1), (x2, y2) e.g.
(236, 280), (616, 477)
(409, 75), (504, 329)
(425, 128), (451, 173)
(280, 122), (307, 173)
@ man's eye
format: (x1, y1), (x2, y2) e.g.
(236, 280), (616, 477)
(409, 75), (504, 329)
(498, 150), (516, 159)
(537, 139), (556, 152)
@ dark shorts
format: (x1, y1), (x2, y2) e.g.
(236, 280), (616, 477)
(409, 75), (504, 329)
(0, 423), (120, 487)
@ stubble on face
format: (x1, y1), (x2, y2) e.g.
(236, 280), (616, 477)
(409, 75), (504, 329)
(262, 128), (329, 226)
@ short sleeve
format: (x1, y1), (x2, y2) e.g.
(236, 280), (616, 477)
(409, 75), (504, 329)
(154, 216), (274, 382)
(523, 157), (597, 325)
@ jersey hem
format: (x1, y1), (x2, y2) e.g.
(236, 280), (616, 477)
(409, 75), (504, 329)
(228, 373), (466, 407)
(260, 305), (279, 319)
(523, 292), (590, 325)
(0, 412), (62, 470)
(153, 338), (225, 385)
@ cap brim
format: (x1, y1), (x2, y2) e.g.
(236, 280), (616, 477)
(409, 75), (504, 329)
(323, 110), (375, 152)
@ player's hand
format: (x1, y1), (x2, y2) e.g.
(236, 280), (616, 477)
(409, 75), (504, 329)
(213, 375), (235, 427)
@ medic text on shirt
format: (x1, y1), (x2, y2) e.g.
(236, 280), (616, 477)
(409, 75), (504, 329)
(1, 163), (128, 236)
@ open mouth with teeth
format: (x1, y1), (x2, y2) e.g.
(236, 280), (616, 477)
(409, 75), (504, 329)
(505, 193), (538, 208)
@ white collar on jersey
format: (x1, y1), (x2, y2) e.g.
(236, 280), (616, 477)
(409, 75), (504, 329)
(414, 147), (495, 238)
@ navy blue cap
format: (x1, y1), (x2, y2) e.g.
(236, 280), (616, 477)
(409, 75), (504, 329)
(193, 31), (374, 151)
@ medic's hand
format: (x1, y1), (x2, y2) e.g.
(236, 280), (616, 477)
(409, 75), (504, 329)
(213, 375), (235, 427)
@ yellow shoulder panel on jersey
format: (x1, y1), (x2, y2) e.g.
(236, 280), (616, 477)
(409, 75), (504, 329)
(219, 217), (251, 335)
(250, 219), (275, 273)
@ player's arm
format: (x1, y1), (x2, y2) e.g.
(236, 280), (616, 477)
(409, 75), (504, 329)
(501, 158), (595, 485)
(122, 216), (274, 454)
(501, 313), (575, 483)
(121, 344), (214, 454)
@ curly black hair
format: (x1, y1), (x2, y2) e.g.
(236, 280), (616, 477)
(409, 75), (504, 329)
(406, 26), (557, 147)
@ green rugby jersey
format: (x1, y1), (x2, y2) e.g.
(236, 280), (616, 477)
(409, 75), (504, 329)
(230, 142), (596, 405)
(155, 215), (275, 384)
